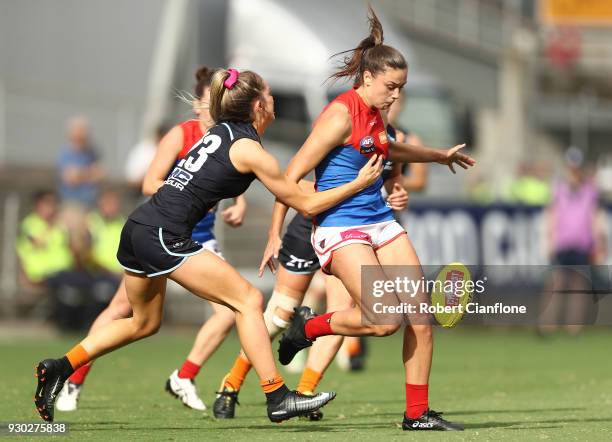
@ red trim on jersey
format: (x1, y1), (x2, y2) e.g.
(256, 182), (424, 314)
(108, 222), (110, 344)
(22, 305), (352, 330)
(373, 231), (407, 250)
(313, 235), (372, 256)
(178, 120), (204, 160)
(321, 250), (335, 275)
(332, 89), (389, 160)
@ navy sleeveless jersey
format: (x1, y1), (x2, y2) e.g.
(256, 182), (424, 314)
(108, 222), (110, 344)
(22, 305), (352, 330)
(381, 124), (411, 182)
(130, 121), (259, 236)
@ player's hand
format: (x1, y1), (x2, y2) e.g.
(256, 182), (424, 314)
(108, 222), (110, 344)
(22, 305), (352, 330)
(259, 234), (282, 277)
(438, 144), (475, 174)
(222, 203), (246, 227)
(387, 183), (408, 210)
(356, 154), (383, 189)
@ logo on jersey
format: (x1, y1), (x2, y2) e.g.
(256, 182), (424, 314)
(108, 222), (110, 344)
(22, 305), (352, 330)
(378, 131), (388, 144)
(340, 229), (371, 243)
(165, 133), (222, 191)
(359, 136), (376, 154)
(286, 254), (315, 271)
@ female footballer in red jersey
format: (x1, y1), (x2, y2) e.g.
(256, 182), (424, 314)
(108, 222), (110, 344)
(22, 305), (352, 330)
(264, 7), (474, 431)
(211, 158), (408, 420)
(294, 108), (420, 402)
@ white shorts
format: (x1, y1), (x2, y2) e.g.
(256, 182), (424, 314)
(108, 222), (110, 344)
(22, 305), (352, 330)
(311, 220), (406, 274)
(200, 238), (224, 260)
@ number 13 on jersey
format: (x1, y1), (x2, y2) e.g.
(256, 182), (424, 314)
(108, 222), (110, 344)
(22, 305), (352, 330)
(166, 134), (222, 190)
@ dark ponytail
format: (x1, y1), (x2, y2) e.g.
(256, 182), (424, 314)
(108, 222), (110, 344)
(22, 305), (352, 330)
(194, 66), (215, 99)
(329, 6), (406, 87)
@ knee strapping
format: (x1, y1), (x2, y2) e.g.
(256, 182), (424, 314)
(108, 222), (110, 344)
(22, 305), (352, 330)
(263, 290), (300, 338)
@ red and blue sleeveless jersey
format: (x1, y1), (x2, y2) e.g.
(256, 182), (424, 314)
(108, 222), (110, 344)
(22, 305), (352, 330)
(314, 89), (394, 227)
(178, 120), (216, 243)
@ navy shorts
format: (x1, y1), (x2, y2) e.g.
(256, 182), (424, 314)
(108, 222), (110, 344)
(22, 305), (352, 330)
(117, 219), (203, 277)
(278, 213), (320, 274)
(553, 249), (590, 266)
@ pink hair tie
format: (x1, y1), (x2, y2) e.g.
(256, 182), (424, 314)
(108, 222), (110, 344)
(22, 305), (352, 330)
(224, 68), (239, 89)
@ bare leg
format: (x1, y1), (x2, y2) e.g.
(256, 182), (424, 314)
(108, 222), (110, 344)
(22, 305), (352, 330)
(301, 271), (326, 313)
(79, 272), (166, 358)
(304, 275), (352, 373)
(325, 244), (401, 337)
(86, 278), (132, 334)
(270, 267), (314, 322)
(376, 235), (432, 385)
(538, 268), (565, 334)
(235, 268), (313, 361)
(170, 251), (279, 381)
(64, 279), (133, 386)
(185, 301), (235, 365)
(565, 269), (589, 335)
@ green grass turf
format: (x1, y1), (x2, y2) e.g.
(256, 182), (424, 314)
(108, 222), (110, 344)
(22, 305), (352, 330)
(1, 328), (612, 441)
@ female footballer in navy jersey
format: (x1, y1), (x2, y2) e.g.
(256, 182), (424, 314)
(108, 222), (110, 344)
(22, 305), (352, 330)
(265, 7), (475, 431)
(55, 67), (246, 413)
(34, 68), (383, 423)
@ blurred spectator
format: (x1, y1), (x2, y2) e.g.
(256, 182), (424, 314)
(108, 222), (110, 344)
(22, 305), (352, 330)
(16, 191), (73, 285)
(547, 147), (603, 263)
(508, 162), (551, 205)
(124, 124), (168, 192)
(596, 152), (612, 201)
(80, 189), (125, 320)
(57, 116), (106, 208)
(87, 189), (125, 277)
(15, 191), (87, 330)
(15, 189), (125, 331)
(468, 173), (497, 205)
(539, 147), (607, 335)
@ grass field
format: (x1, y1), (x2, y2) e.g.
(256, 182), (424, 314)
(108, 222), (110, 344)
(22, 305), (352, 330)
(1, 327), (612, 441)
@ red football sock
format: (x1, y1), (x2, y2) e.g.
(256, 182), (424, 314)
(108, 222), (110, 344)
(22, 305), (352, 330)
(405, 383), (429, 419)
(178, 359), (201, 379)
(68, 362), (93, 385)
(304, 312), (334, 340)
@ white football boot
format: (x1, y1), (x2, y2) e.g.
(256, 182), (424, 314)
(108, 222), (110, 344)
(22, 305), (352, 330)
(165, 369), (206, 411)
(56, 381), (82, 411)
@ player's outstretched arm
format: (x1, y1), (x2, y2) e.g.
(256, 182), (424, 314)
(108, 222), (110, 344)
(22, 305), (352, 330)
(263, 102), (353, 227)
(257, 103), (354, 275)
(231, 139), (382, 217)
(265, 180), (314, 245)
(399, 133), (429, 192)
(389, 141), (476, 174)
(142, 125), (184, 195)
